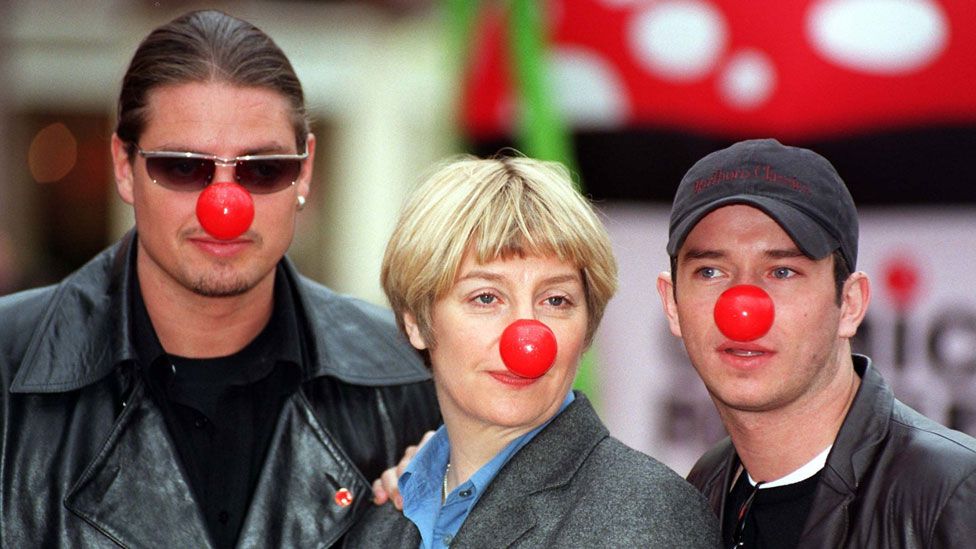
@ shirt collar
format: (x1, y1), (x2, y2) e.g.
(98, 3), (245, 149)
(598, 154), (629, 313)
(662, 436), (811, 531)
(130, 261), (304, 369)
(748, 444), (832, 489)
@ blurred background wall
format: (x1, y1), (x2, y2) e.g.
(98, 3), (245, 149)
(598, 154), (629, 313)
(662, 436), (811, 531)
(2, 0), (974, 476)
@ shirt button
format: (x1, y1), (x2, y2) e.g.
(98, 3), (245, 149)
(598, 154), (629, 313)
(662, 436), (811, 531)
(194, 416), (208, 429)
(459, 489), (472, 498)
(218, 510), (229, 524)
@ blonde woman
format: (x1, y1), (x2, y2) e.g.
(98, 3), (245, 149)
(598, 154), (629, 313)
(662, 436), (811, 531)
(346, 156), (719, 547)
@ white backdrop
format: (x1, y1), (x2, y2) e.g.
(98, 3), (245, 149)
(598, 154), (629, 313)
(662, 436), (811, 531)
(596, 204), (976, 476)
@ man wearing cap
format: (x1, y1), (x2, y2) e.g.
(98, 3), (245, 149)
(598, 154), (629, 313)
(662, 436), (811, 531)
(657, 139), (976, 548)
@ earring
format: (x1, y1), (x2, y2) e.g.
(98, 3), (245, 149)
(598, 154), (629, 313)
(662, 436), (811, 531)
(297, 195), (307, 211)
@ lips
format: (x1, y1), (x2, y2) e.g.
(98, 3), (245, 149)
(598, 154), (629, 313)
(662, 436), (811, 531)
(189, 237), (252, 258)
(717, 341), (775, 367)
(725, 348), (765, 357)
(488, 370), (540, 387)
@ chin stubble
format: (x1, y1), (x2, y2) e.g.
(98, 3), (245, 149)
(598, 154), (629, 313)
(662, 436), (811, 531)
(190, 276), (254, 297)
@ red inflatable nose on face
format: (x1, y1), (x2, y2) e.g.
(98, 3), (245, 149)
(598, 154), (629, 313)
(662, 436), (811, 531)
(499, 319), (558, 379)
(196, 182), (255, 241)
(714, 285), (775, 342)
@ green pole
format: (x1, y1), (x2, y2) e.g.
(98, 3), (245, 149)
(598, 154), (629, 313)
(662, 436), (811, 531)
(444, 0), (485, 148)
(507, 0), (577, 176)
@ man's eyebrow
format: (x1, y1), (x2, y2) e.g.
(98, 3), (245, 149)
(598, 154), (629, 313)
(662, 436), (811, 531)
(680, 249), (725, 263)
(765, 248), (807, 260)
(680, 248), (809, 263)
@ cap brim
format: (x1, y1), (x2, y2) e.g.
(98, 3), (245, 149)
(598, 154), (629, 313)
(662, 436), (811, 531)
(667, 195), (839, 260)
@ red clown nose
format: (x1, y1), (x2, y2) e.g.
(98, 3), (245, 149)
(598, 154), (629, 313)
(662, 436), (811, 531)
(713, 285), (775, 342)
(196, 182), (255, 241)
(499, 319), (558, 379)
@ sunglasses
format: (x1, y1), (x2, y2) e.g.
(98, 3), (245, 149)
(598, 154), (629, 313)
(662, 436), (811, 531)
(136, 145), (308, 194)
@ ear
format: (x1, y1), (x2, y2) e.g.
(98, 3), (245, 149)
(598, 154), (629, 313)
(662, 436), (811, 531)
(111, 133), (135, 205)
(838, 271), (871, 339)
(402, 311), (428, 351)
(296, 133), (316, 202)
(656, 271), (683, 338)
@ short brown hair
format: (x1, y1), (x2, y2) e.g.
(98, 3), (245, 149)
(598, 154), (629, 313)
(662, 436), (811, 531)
(382, 155), (618, 349)
(116, 9), (309, 154)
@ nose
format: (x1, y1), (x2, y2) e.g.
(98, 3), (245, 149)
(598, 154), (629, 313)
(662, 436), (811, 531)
(498, 319), (558, 378)
(713, 285), (775, 341)
(195, 181), (255, 240)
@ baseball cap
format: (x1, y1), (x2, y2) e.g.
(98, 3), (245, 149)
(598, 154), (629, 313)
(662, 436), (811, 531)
(667, 138), (858, 270)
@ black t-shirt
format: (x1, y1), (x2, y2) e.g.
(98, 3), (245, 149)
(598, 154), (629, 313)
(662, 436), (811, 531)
(723, 467), (822, 549)
(133, 267), (303, 549)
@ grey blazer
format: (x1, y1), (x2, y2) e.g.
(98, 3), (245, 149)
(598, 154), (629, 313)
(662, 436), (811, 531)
(345, 393), (720, 548)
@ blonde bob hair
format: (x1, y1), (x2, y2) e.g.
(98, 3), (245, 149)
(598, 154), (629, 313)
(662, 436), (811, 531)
(381, 155), (617, 350)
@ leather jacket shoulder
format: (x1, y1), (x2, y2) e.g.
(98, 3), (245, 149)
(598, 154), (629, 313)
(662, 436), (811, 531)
(291, 268), (429, 385)
(687, 355), (976, 548)
(686, 435), (737, 531)
(0, 234), (440, 548)
(2, 234), (433, 392)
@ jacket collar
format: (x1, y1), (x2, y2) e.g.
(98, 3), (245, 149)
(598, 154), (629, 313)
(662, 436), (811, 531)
(12, 233), (428, 393)
(452, 392), (607, 545)
(820, 355), (893, 494)
(798, 355), (893, 546)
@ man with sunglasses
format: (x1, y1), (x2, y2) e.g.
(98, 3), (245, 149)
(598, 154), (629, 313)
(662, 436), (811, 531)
(657, 139), (976, 548)
(0, 10), (438, 548)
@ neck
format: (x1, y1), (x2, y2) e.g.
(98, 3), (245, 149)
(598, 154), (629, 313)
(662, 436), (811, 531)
(439, 408), (542, 494)
(137, 253), (275, 358)
(720, 347), (860, 482)
(441, 422), (520, 494)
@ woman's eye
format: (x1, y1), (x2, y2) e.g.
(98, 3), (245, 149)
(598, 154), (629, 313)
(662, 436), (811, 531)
(545, 296), (568, 307)
(473, 293), (496, 305)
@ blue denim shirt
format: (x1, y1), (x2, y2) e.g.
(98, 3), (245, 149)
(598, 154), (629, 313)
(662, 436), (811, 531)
(399, 391), (575, 549)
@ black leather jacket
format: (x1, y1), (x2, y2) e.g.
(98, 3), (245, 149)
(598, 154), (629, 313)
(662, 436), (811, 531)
(0, 235), (440, 548)
(688, 355), (976, 548)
